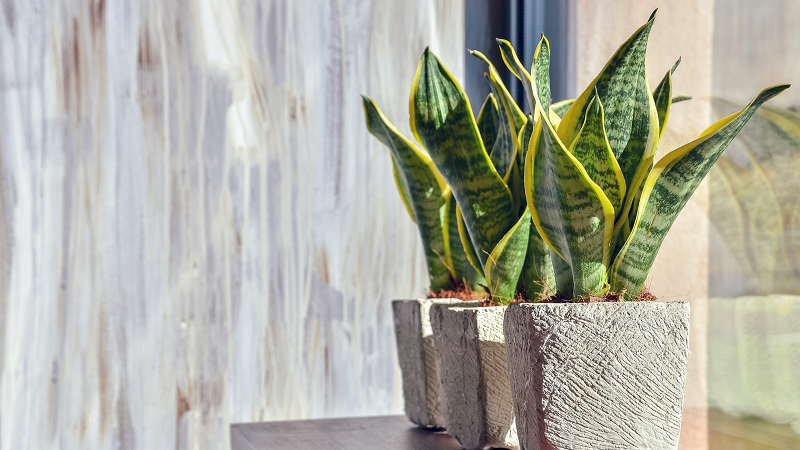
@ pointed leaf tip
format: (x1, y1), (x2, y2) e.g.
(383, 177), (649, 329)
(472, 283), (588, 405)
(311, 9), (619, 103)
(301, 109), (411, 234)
(648, 9), (658, 22)
(671, 57), (681, 74)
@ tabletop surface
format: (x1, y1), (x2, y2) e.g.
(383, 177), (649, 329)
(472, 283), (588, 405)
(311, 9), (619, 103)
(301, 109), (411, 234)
(230, 415), (467, 450)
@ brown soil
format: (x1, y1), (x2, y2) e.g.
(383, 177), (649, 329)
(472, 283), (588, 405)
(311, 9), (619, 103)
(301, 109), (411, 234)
(428, 280), (488, 301)
(476, 285), (657, 306)
(538, 285), (657, 304)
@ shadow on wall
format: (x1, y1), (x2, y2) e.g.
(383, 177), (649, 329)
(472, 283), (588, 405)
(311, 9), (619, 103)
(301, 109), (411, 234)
(707, 101), (800, 435)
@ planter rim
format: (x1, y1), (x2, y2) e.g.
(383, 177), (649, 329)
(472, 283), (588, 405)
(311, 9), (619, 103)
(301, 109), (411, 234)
(509, 300), (687, 308)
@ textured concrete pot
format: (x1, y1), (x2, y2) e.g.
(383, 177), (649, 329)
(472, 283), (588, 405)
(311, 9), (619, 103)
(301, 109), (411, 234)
(505, 301), (690, 450)
(430, 304), (517, 450)
(392, 298), (468, 428)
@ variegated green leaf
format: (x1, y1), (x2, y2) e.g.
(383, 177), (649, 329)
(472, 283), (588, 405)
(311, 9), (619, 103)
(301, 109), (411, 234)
(445, 194), (487, 290)
(456, 205), (485, 279)
(518, 114), (534, 170)
(525, 105), (616, 297)
(609, 84), (790, 298)
(653, 57), (680, 138)
(531, 36), (552, 115)
(569, 93), (627, 215)
(550, 249), (574, 297)
(483, 73), (517, 178)
(520, 223), (557, 299)
(363, 95), (453, 291)
(551, 99), (575, 118)
(471, 51), (525, 178)
(672, 95), (692, 104)
(485, 209), (532, 303)
(470, 50), (526, 131)
(410, 48), (517, 271)
(557, 12), (659, 206)
(391, 158), (416, 222)
(476, 93), (500, 154)
(497, 37), (551, 120)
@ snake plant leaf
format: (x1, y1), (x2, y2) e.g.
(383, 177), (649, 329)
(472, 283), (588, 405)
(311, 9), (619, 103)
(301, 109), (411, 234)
(391, 159), (416, 222)
(557, 12), (659, 201)
(483, 73), (517, 179)
(485, 209), (532, 303)
(497, 38), (535, 114)
(569, 93), (627, 215)
(497, 36), (551, 119)
(525, 104), (616, 296)
(476, 93), (500, 154)
(552, 99), (576, 119)
(672, 95), (692, 104)
(456, 205), (485, 279)
(471, 50), (526, 131)
(445, 194), (487, 289)
(609, 84), (790, 298)
(653, 57), (681, 138)
(363, 96), (453, 291)
(471, 50), (526, 179)
(520, 225), (557, 299)
(518, 114), (534, 168)
(532, 35), (552, 115)
(550, 249), (575, 297)
(410, 48), (517, 270)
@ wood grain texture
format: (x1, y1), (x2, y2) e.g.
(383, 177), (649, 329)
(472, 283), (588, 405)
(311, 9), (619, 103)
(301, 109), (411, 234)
(230, 415), (463, 450)
(505, 301), (690, 450)
(0, 1), (464, 449)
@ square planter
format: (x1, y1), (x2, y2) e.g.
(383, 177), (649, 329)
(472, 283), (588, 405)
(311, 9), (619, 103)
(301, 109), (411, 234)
(392, 298), (469, 428)
(431, 304), (518, 450)
(504, 301), (690, 450)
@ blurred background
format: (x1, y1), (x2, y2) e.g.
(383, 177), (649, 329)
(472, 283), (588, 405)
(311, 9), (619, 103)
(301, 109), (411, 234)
(0, 0), (797, 449)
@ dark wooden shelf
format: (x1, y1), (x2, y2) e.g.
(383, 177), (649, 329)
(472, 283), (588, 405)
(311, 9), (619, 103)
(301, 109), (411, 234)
(230, 415), (466, 450)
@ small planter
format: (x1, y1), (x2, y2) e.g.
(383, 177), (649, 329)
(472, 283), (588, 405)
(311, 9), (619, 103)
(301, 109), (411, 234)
(392, 298), (467, 428)
(504, 301), (690, 450)
(431, 304), (517, 450)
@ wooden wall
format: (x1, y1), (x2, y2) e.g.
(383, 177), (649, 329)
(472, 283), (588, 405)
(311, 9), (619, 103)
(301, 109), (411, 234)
(0, 0), (464, 448)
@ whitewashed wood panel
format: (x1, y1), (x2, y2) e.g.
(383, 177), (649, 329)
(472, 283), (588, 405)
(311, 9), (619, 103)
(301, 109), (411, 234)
(0, 1), (464, 448)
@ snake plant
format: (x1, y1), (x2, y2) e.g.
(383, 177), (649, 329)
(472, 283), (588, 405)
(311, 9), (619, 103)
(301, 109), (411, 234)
(362, 97), (486, 293)
(367, 10), (789, 302)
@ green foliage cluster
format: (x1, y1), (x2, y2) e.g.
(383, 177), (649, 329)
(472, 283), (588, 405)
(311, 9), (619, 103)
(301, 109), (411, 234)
(364, 10), (788, 303)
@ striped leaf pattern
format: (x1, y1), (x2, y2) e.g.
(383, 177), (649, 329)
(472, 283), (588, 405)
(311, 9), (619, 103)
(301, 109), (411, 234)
(532, 36), (552, 115)
(485, 209), (532, 303)
(609, 84), (790, 298)
(551, 99), (575, 119)
(483, 73), (517, 179)
(653, 58), (681, 138)
(476, 93), (500, 154)
(445, 194), (487, 290)
(471, 51), (526, 178)
(391, 159), (416, 222)
(520, 221), (557, 299)
(557, 12), (659, 197)
(410, 48), (516, 271)
(526, 110), (615, 297)
(456, 205), (485, 279)
(363, 96), (453, 291)
(569, 94), (627, 215)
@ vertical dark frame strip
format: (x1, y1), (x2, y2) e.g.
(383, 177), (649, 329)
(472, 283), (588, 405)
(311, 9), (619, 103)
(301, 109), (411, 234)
(464, 1), (575, 115)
